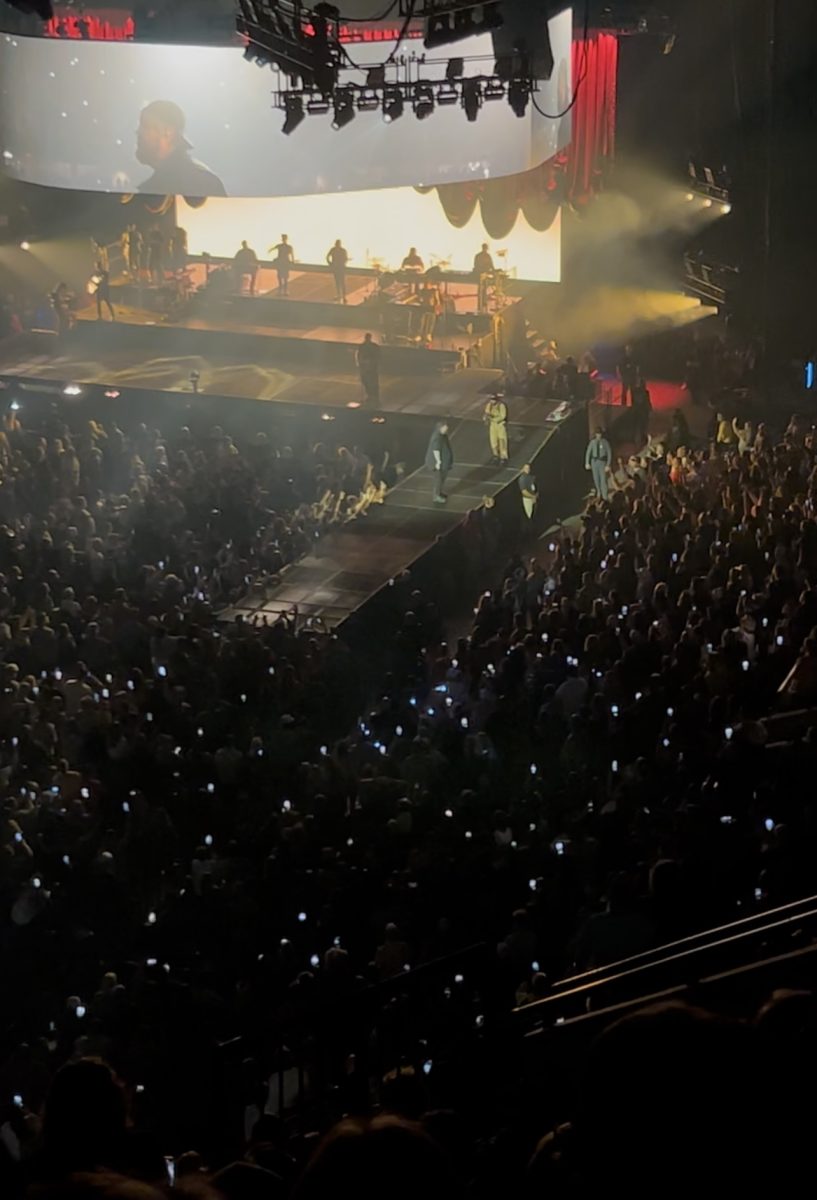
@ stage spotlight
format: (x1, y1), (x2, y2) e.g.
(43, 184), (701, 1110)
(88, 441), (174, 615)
(703, 198), (713, 208)
(357, 91), (380, 112)
(63, 384), (82, 397)
(19, 241), (30, 251)
(437, 84), (459, 106)
(721, 202), (732, 214)
(306, 96), (331, 115)
(332, 89), (355, 130)
(413, 84), (435, 120)
(347, 400), (361, 409)
(508, 78), (530, 117)
(383, 87), (404, 123)
(282, 94), (305, 136)
(462, 78), (482, 122)
(484, 78), (505, 101)
(685, 192), (694, 201)
(446, 57), (464, 80)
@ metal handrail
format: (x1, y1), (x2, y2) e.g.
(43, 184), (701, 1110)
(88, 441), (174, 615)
(552, 893), (817, 992)
(516, 896), (817, 1020)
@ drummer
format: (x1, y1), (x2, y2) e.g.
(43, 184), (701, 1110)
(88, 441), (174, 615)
(401, 246), (425, 294)
(474, 242), (495, 312)
(473, 242), (495, 276)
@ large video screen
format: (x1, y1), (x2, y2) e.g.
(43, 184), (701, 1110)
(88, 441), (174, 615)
(0, 8), (571, 198)
(178, 187), (562, 284)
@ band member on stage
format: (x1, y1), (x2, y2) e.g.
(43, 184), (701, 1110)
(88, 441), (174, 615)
(147, 225), (165, 286)
(402, 247), (425, 272)
(401, 246), (424, 295)
(93, 264), (116, 322)
(127, 225), (143, 278)
(268, 234), (295, 296)
(474, 242), (495, 313)
(120, 226), (131, 276)
(327, 239), (349, 303)
(417, 281), (440, 343)
(473, 242), (494, 276)
(136, 100), (227, 197)
(617, 343), (640, 407)
(233, 240), (260, 295)
(92, 238), (109, 274)
(169, 225), (188, 272)
(50, 282), (75, 337)
(357, 332), (381, 406)
(426, 420), (454, 504)
(484, 393), (509, 464)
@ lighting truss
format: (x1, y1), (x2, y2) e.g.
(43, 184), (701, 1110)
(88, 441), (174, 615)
(683, 253), (739, 308)
(269, 66), (539, 128)
(397, 0), (564, 79)
(237, 0), (344, 91)
(687, 160), (731, 206)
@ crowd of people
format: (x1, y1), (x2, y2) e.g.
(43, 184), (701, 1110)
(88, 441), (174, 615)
(0, 380), (816, 1197)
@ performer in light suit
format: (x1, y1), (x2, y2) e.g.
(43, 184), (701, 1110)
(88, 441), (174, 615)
(585, 428), (612, 500)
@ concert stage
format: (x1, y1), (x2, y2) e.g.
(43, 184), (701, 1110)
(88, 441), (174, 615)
(76, 258), (536, 379)
(0, 251), (539, 413)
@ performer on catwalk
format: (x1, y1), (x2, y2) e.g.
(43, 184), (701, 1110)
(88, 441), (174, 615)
(426, 420), (454, 504)
(585, 428), (613, 500)
(356, 332), (381, 405)
(518, 463), (538, 521)
(483, 393), (509, 464)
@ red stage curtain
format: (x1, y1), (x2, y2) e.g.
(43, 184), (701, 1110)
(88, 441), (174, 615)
(567, 31), (618, 199)
(420, 28), (619, 230)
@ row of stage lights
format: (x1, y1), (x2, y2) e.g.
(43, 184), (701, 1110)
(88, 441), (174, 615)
(248, 45), (536, 134)
(684, 192), (732, 216)
(279, 74), (532, 134)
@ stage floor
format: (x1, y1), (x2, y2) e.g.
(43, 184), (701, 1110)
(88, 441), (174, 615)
(222, 418), (565, 628)
(176, 264), (487, 316)
(0, 329), (547, 420)
(75, 302), (479, 355)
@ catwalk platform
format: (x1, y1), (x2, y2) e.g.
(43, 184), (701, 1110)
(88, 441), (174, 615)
(0, 345), (586, 631)
(222, 401), (586, 629)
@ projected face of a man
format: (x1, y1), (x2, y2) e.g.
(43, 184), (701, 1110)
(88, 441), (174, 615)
(136, 112), (178, 167)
